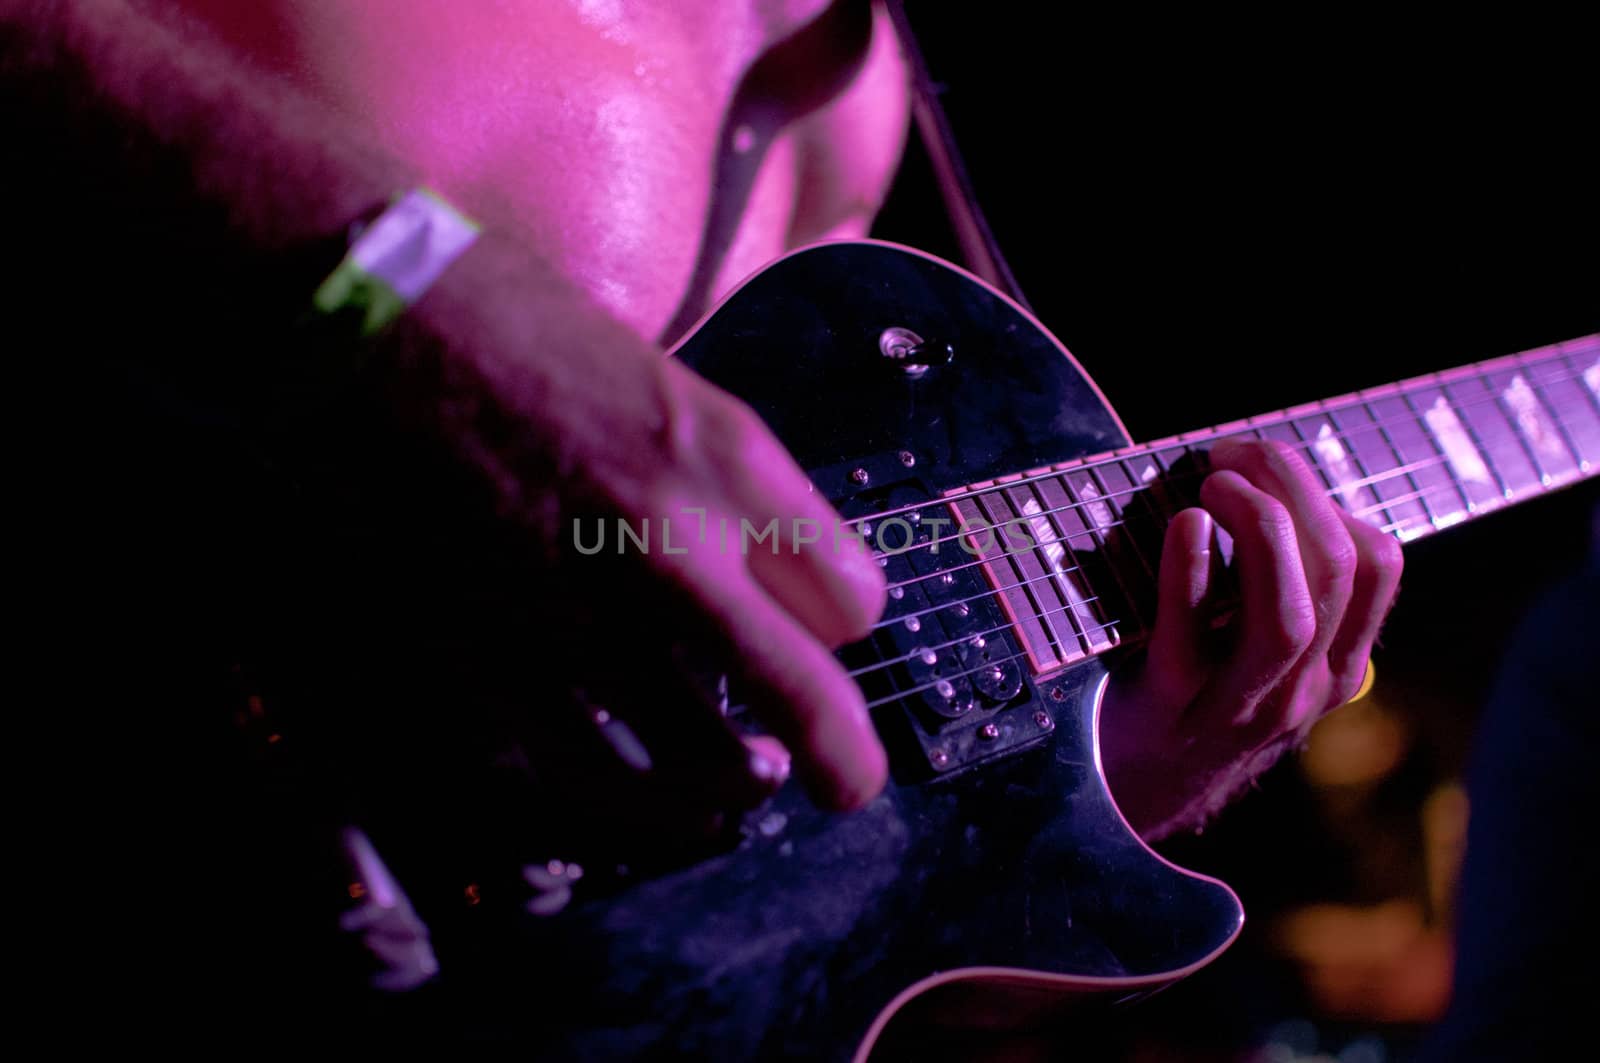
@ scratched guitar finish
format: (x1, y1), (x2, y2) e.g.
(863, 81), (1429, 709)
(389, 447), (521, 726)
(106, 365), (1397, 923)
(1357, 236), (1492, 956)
(438, 243), (1599, 1060)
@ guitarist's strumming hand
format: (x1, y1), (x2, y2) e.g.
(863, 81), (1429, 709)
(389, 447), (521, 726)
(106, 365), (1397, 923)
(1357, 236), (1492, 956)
(1099, 438), (1405, 841)
(345, 232), (894, 840)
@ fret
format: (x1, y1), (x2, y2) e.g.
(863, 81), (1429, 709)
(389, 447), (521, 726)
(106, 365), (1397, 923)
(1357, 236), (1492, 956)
(1151, 440), (1193, 470)
(1084, 463), (1160, 598)
(1044, 471), (1150, 640)
(1027, 477), (1129, 651)
(1147, 442), (1208, 518)
(959, 485), (1068, 674)
(1324, 400), (1434, 539)
(1441, 374), (1543, 498)
(1253, 416), (1309, 454)
(911, 336), (1598, 702)
(1567, 337), (1600, 412)
(1521, 349), (1600, 470)
(1000, 480), (1109, 662)
(1284, 405), (1368, 510)
(1254, 413), (1343, 503)
(1479, 365), (1582, 486)
(1401, 383), (1506, 512)
(1111, 454), (1181, 572)
(1366, 390), (1471, 529)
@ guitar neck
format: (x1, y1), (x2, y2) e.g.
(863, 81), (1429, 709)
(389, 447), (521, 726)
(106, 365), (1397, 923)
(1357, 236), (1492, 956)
(947, 335), (1600, 672)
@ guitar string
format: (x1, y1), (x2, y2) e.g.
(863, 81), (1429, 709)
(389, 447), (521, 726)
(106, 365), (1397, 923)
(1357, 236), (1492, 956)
(841, 352), (1599, 534)
(846, 449), (1599, 689)
(873, 453), (1452, 597)
(866, 372), (1600, 635)
(855, 453), (1453, 658)
(852, 439), (1587, 715)
(724, 347), (1600, 721)
(853, 458), (1356, 687)
(856, 356), (1599, 555)
(845, 347), (1599, 527)
(855, 362), (1600, 575)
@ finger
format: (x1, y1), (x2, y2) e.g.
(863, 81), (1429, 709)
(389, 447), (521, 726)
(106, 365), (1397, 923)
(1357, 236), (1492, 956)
(1209, 438), (1358, 669)
(581, 642), (780, 811)
(680, 558), (886, 810)
(703, 396), (886, 644)
(743, 733), (793, 787)
(1326, 508), (1404, 703)
(1141, 507), (1217, 710)
(743, 484), (887, 646)
(1193, 470), (1318, 729)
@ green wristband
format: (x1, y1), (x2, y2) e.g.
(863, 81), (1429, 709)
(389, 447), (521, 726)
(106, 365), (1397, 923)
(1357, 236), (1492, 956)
(311, 187), (480, 336)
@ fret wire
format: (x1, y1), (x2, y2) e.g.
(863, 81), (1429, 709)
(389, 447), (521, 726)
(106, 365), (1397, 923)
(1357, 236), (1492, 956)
(1017, 478), (1096, 656)
(878, 440), (1517, 611)
(1477, 370), (1559, 487)
(1397, 385), (1479, 517)
(1286, 405), (1371, 519)
(861, 431), (1576, 702)
(859, 361), (1597, 568)
(1275, 361), (1595, 477)
(876, 451), (1427, 643)
(1092, 463), (1158, 588)
(881, 408), (1584, 585)
(1094, 461), (1158, 589)
(1563, 350), (1600, 418)
(884, 504), (1159, 592)
(880, 385), (1596, 585)
(1321, 403), (1399, 529)
(844, 348), (1600, 704)
(845, 355), (1591, 529)
(1071, 467), (1154, 636)
(855, 440), (1594, 697)
(997, 481), (1084, 660)
(1366, 393), (1446, 532)
(1517, 352), (1593, 472)
(975, 481), (1069, 666)
(1444, 375), (1533, 497)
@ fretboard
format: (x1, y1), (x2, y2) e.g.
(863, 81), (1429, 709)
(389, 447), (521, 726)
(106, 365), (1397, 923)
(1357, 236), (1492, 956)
(945, 334), (1600, 675)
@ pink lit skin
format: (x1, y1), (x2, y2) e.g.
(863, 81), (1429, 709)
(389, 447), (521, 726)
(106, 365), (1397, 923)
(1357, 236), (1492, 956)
(169, 0), (909, 342)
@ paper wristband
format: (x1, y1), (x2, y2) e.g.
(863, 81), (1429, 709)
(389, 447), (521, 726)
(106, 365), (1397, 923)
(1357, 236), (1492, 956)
(312, 188), (480, 336)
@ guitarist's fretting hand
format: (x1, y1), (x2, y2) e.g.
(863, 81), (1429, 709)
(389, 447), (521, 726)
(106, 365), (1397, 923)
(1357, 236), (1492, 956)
(1100, 437), (1405, 840)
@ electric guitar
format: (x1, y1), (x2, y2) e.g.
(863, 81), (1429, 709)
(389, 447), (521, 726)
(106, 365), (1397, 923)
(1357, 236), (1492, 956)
(336, 241), (1599, 1060)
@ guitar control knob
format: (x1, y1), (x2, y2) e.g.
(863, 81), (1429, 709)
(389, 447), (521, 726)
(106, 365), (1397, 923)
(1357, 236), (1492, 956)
(878, 327), (954, 377)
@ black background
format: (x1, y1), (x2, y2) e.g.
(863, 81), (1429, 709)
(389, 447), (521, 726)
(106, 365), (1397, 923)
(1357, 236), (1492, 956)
(879, 7), (1598, 436)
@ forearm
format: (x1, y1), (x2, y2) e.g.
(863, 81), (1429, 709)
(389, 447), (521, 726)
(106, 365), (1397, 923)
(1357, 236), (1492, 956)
(3, 1), (659, 476)
(1, 0), (425, 383)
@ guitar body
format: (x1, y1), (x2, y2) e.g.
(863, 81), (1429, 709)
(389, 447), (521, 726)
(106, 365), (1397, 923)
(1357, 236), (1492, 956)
(436, 243), (1243, 1059)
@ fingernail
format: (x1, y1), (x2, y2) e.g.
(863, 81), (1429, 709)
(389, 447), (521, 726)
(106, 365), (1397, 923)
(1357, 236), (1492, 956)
(749, 750), (791, 785)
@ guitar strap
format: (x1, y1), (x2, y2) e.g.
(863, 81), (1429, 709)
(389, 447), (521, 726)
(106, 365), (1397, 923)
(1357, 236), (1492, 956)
(882, 1), (1034, 313)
